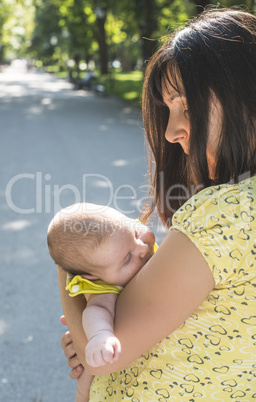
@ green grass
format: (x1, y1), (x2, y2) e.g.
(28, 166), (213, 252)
(52, 67), (144, 107)
(100, 71), (144, 107)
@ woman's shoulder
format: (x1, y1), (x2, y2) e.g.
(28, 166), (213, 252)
(172, 174), (256, 231)
(171, 175), (256, 287)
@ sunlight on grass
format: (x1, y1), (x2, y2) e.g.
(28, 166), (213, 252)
(113, 71), (143, 81)
(105, 71), (144, 106)
(55, 68), (144, 106)
(123, 91), (139, 100)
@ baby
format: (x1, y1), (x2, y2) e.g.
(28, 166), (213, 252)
(47, 203), (156, 402)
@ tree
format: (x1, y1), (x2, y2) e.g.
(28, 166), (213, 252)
(30, 0), (106, 73)
(28, 0), (256, 76)
(107, 0), (193, 70)
(30, 0), (62, 64)
(28, 0), (196, 73)
(0, 0), (11, 63)
(94, 1), (108, 74)
(0, 0), (35, 63)
(59, 0), (96, 73)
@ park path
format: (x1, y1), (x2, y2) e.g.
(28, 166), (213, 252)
(0, 64), (165, 402)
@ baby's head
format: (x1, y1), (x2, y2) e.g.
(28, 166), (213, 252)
(47, 203), (155, 287)
(47, 203), (116, 273)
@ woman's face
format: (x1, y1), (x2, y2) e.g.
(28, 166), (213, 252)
(162, 81), (223, 179)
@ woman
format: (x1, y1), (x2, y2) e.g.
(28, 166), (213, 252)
(59, 9), (256, 400)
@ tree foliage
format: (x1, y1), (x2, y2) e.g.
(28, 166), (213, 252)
(27, 0), (195, 72)
(0, 0), (35, 62)
(0, 0), (255, 72)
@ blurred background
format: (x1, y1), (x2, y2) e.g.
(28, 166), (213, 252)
(1, 0), (255, 104)
(0, 1), (254, 401)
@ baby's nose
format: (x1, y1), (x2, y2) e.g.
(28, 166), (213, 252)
(138, 227), (155, 248)
(136, 240), (150, 259)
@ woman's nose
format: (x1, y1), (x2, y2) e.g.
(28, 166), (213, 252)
(165, 117), (188, 144)
(165, 108), (190, 146)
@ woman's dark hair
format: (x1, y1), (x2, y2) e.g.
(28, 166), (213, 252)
(141, 9), (256, 227)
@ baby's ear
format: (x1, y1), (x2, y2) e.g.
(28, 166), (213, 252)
(80, 273), (99, 280)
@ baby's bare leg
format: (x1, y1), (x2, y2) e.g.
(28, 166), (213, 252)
(75, 369), (94, 402)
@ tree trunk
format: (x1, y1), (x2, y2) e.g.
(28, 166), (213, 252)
(0, 44), (4, 65)
(94, 2), (108, 75)
(138, 0), (157, 68)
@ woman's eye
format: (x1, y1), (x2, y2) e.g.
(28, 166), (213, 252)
(183, 108), (189, 118)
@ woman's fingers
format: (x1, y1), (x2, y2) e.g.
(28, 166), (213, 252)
(60, 315), (67, 326)
(61, 330), (72, 349)
(59, 318), (84, 379)
(61, 331), (77, 359)
(67, 353), (82, 369)
(69, 364), (84, 379)
(60, 329), (84, 378)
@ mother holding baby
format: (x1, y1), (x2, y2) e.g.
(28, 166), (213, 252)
(57, 9), (256, 401)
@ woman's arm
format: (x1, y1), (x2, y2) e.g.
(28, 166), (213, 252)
(58, 229), (215, 376)
(57, 265), (87, 348)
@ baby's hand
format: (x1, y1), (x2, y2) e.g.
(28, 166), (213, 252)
(85, 331), (121, 367)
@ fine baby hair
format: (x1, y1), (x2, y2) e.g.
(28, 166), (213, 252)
(47, 203), (120, 273)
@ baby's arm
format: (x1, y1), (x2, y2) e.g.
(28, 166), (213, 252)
(83, 293), (121, 367)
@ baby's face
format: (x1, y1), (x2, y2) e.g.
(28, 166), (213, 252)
(80, 219), (155, 287)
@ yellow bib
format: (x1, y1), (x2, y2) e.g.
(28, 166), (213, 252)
(66, 274), (122, 296)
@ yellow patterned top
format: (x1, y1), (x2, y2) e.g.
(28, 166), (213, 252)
(90, 176), (256, 401)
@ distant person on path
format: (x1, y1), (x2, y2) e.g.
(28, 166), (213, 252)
(75, 70), (96, 90)
(47, 203), (156, 401)
(58, 9), (256, 401)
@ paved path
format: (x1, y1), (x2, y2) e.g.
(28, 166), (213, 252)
(0, 65), (166, 402)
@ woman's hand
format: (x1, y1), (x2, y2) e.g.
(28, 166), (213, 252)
(60, 315), (84, 379)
